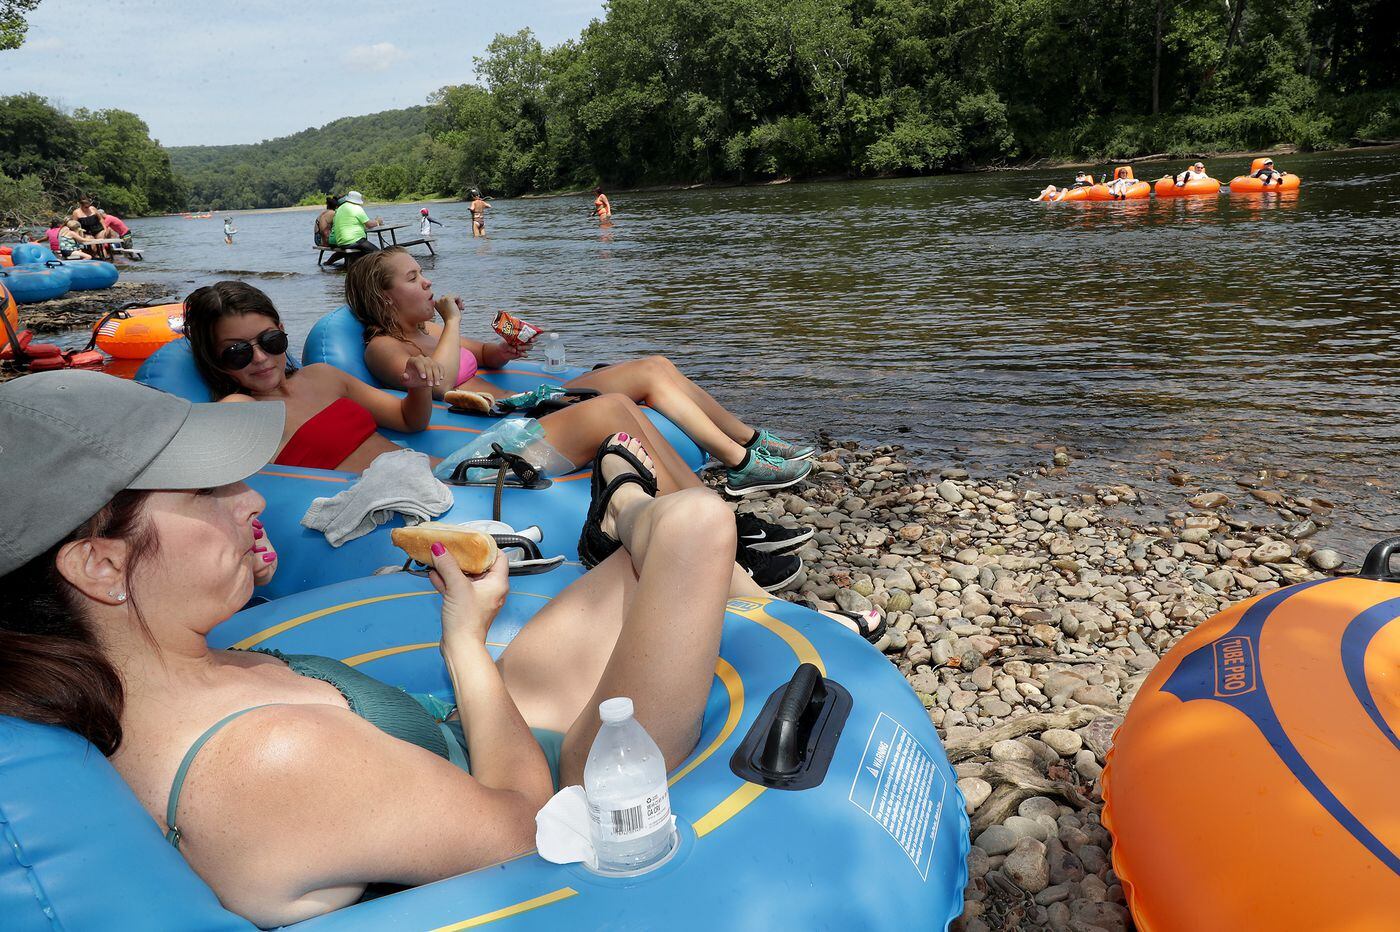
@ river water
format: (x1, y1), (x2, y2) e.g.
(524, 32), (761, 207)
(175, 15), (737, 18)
(87, 147), (1400, 558)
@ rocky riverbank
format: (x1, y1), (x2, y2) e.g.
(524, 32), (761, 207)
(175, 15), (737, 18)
(11, 281), (177, 335)
(720, 437), (1344, 932)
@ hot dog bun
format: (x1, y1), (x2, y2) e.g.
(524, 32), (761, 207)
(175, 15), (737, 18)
(444, 389), (494, 414)
(391, 524), (499, 573)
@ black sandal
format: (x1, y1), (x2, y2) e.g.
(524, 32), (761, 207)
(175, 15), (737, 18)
(577, 436), (658, 568)
(831, 607), (888, 644)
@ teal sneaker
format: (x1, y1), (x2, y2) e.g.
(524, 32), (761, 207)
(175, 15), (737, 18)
(752, 429), (817, 461)
(724, 448), (812, 496)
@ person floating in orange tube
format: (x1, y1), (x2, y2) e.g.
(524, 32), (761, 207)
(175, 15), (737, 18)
(1106, 166), (1137, 199)
(1251, 157), (1287, 186)
(1173, 161), (1208, 187)
(1070, 171), (1094, 188)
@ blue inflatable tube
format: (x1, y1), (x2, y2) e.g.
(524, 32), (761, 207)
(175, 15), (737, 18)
(0, 263), (71, 303)
(1, 570), (968, 931)
(10, 242), (58, 265)
(136, 339), (706, 599)
(59, 260), (119, 291)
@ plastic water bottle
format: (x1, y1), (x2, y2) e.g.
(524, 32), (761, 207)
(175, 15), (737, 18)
(584, 697), (675, 873)
(541, 331), (566, 373)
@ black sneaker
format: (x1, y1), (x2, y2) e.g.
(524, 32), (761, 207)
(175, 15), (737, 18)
(735, 513), (814, 555)
(738, 548), (803, 592)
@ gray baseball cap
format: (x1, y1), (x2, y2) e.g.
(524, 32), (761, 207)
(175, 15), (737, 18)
(0, 371), (285, 576)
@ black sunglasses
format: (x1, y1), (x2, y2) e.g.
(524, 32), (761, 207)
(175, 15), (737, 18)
(218, 328), (289, 370)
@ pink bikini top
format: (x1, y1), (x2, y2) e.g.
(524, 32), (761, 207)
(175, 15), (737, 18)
(457, 345), (479, 385)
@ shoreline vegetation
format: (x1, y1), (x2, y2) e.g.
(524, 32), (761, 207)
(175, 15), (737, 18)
(55, 0), (1399, 215)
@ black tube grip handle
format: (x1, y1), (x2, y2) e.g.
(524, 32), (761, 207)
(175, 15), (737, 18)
(760, 663), (824, 775)
(489, 534), (543, 562)
(1358, 537), (1400, 581)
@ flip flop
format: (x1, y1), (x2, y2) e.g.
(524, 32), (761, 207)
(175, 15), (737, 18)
(578, 434), (658, 568)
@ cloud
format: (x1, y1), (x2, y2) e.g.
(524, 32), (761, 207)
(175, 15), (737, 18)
(340, 42), (408, 73)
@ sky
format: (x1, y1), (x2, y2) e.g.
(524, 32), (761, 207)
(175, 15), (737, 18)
(0, 0), (604, 146)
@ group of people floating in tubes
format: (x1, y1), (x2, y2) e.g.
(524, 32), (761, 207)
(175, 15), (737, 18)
(0, 242), (901, 927)
(1034, 157), (1299, 202)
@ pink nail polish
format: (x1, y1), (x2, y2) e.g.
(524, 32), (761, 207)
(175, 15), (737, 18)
(262, 553), (276, 563)
(431, 542), (446, 557)
(253, 527), (264, 539)
(251, 518), (263, 529)
(618, 432), (629, 442)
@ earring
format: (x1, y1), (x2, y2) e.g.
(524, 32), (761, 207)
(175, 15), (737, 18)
(109, 591), (127, 603)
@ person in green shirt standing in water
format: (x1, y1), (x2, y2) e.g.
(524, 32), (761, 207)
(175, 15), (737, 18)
(332, 191), (384, 256)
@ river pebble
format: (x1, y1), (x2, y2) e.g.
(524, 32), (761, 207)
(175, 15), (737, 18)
(719, 437), (1343, 931)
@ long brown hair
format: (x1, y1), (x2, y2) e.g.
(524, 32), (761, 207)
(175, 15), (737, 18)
(0, 491), (158, 756)
(184, 281), (292, 399)
(344, 246), (413, 342)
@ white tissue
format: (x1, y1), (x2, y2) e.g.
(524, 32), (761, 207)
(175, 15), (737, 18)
(535, 785), (682, 871)
(534, 785), (598, 868)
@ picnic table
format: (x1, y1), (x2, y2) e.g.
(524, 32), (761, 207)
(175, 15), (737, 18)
(79, 237), (144, 261)
(314, 219), (436, 267)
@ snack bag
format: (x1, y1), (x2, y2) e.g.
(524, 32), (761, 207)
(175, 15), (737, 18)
(492, 310), (543, 348)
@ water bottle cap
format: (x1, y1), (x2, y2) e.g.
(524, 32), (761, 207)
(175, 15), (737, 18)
(598, 697), (633, 723)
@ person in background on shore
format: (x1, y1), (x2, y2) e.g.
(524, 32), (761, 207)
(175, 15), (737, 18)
(592, 186), (612, 222)
(58, 220), (94, 260)
(419, 207), (442, 239)
(1173, 162), (1209, 186)
(468, 191), (489, 237)
(98, 211), (133, 250)
(223, 217), (237, 245)
(333, 191), (383, 255)
(1250, 157), (1287, 186)
(314, 196), (338, 247)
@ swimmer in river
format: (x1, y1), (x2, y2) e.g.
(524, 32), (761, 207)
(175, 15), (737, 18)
(468, 191), (490, 237)
(223, 216), (237, 245)
(593, 186), (613, 223)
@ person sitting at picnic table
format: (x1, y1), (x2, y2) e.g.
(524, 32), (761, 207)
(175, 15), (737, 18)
(70, 197), (105, 239)
(41, 218), (64, 254)
(315, 196), (338, 247)
(99, 211), (133, 249)
(58, 220), (95, 260)
(332, 191), (383, 255)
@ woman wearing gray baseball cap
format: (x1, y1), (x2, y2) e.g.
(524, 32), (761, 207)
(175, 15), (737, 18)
(0, 371), (734, 926)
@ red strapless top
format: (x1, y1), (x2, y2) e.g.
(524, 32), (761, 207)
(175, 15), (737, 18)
(274, 397), (379, 470)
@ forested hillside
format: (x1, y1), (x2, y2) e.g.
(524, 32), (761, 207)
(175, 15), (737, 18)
(422, 0), (1397, 195)
(167, 107), (437, 210)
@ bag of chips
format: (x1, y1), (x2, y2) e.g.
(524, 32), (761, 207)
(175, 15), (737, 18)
(492, 310), (543, 348)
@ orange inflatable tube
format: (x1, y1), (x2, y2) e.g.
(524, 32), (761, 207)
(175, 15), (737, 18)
(1103, 539), (1400, 931)
(1229, 173), (1300, 192)
(1153, 176), (1221, 197)
(1084, 181), (1150, 201)
(93, 303), (184, 359)
(0, 281), (17, 352)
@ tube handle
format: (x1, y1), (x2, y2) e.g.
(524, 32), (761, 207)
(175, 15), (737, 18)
(1358, 537), (1400, 581)
(759, 663), (824, 775)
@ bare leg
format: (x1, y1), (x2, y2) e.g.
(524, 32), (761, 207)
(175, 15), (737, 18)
(537, 393), (704, 493)
(498, 439), (733, 782)
(567, 357), (755, 467)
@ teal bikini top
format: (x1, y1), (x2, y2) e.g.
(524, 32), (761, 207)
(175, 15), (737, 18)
(163, 650), (464, 849)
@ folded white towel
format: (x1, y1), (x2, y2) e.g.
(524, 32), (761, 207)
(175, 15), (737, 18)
(301, 449), (454, 547)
